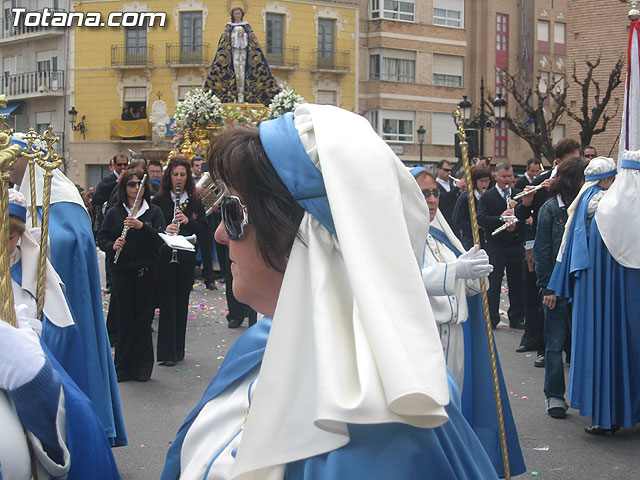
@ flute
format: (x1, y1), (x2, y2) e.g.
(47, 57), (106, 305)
(512, 183), (545, 200)
(491, 192), (519, 236)
(113, 174), (147, 264)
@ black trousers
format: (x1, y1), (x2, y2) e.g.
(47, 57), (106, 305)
(218, 243), (257, 326)
(520, 260), (545, 352)
(197, 213), (216, 285)
(485, 241), (525, 327)
(157, 248), (195, 362)
(112, 267), (157, 381)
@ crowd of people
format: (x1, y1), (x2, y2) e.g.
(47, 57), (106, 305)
(120, 105), (147, 121)
(2, 102), (638, 479)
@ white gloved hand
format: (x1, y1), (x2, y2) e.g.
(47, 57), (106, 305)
(455, 245), (493, 279)
(0, 304), (46, 391)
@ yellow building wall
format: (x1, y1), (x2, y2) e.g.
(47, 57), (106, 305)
(72, 1), (358, 142)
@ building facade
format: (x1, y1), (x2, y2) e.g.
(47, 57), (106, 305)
(1, 0), (69, 162)
(69, 0), (358, 188)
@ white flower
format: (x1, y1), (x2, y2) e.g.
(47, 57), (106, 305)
(269, 84), (305, 119)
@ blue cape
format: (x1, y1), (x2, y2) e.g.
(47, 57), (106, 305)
(161, 318), (502, 480)
(39, 202), (126, 446)
(430, 227), (525, 478)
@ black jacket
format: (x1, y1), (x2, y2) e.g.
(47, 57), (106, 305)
(453, 191), (485, 250)
(92, 172), (117, 209)
(437, 178), (461, 226)
(98, 202), (166, 272)
(152, 193), (208, 239)
(477, 186), (529, 245)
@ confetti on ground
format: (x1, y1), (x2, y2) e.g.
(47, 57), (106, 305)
(526, 354), (532, 357)
(140, 444), (148, 448)
(531, 472), (539, 476)
(533, 446), (549, 451)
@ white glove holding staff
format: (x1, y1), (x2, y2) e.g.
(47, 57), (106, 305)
(455, 245), (493, 279)
(0, 304), (46, 391)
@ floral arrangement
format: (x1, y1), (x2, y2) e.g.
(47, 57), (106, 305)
(268, 84), (305, 118)
(173, 88), (222, 148)
(223, 105), (271, 127)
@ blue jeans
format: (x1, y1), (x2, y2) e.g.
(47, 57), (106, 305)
(543, 298), (571, 400)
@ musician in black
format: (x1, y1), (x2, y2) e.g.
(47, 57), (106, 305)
(477, 162), (531, 329)
(98, 169), (166, 382)
(152, 157), (208, 366)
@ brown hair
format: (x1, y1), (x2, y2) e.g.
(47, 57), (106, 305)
(9, 215), (25, 237)
(554, 138), (580, 160)
(550, 157), (585, 205)
(117, 169), (152, 207)
(158, 156), (196, 199)
(208, 126), (305, 272)
(471, 165), (491, 190)
(414, 169), (436, 183)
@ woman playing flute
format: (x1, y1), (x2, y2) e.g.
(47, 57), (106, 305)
(98, 170), (165, 382)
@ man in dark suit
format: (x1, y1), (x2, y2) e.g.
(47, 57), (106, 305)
(435, 159), (465, 226)
(477, 162), (530, 329)
(514, 158), (544, 354)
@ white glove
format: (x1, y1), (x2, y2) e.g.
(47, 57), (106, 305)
(0, 304), (46, 391)
(455, 245), (493, 279)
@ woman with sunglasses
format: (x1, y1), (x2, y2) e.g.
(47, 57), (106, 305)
(453, 165), (492, 250)
(152, 157), (208, 367)
(161, 105), (502, 479)
(98, 170), (166, 382)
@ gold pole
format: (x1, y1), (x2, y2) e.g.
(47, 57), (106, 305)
(33, 127), (62, 319)
(21, 129), (42, 228)
(455, 108), (511, 479)
(0, 95), (23, 327)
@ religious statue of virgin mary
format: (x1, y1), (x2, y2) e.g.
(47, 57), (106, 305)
(203, 6), (280, 105)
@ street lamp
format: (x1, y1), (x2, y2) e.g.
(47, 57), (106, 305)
(68, 106), (86, 140)
(417, 125), (426, 166)
(456, 77), (505, 156)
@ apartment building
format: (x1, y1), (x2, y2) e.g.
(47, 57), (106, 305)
(67, 0), (358, 188)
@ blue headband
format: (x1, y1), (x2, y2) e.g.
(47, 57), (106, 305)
(259, 113), (336, 234)
(621, 159), (640, 171)
(585, 168), (617, 182)
(410, 166), (426, 178)
(10, 136), (45, 154)
(9, 202), (26, 221)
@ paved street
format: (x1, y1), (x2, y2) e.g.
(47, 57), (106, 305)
(103, 267), (640, 479)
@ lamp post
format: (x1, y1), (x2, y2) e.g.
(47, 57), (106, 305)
(417, 125), (426, 166)
(68, 106), (86, 140)
(456, 77), (506, 156)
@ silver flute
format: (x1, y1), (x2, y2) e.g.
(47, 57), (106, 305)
(491, 192), (519, 236)
(114, 174), (147, 264)
(512, 183), (545, 200)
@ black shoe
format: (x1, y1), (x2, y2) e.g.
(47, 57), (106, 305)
(585, 425), (620, 436)
(136, 376), (150, 382)
(205, 282), (218, 290)
(159, 361), (177, 367)
(516, 344), (537, 353)
(117, 375), (131, 383)
(227, 318), (243, 329)
(534, 354), (545, 368)
(548, 407), (567, 419)
(510, 321), (525, 330)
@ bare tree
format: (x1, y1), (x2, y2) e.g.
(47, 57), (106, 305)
(493, 69), (565, 166)
(554, 55), (624, 147)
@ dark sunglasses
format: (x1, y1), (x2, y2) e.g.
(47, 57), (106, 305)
(441, 168), (452, 172)
(584, 154), (596, 159)
(126, 180), (141, 187)
(116, 162), (129, 167)
(220, 194), (250, 240)
(422, 189), (440, 198)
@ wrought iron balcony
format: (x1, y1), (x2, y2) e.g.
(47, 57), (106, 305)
(0, 9), (65, 40)
(165, 43), (210, 65)
(265, 46), (299, 67)
(111, 45), (154, 67)
(0, 70), (65, 97)
(311, 50), (350, 71)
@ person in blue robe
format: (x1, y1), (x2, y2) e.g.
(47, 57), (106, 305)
(162, 105), (503, 479)
(548, 155), (640, 434)
(0, 304), (120, 480)
(10, 135), (127, 446)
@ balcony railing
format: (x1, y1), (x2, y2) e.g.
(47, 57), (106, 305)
(1, 70), (65, 96)
(165, 43), (210, 65)
(0, 9), (65, 39)
(111, 45), (154, 66)
(265, 46), (299, 67)
(311, 50), (350, 71)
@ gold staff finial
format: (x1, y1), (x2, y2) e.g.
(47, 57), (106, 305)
(0, 94), (23, 327)
(455, 107), (511, 479)
(33, 127), (62, 319)
(20, 128), (44, 228)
